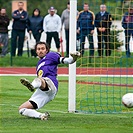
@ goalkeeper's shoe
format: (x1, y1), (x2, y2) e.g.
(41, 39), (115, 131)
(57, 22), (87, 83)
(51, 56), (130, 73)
(70, 51), (81, 63)
(40, 112), (50, 120)
(20, 78), (34, 92)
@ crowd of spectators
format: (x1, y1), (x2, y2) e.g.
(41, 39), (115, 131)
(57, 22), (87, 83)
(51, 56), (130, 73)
(0, 1), (133, 58)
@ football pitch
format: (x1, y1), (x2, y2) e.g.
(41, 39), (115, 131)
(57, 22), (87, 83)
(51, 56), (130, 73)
(0, 76), (133, 133)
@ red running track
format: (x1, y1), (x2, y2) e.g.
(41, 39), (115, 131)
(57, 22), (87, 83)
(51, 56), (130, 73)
(0, 67), (133, 75)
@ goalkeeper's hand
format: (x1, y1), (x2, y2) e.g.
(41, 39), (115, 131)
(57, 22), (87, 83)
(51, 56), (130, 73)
(70, 51), (80, 63)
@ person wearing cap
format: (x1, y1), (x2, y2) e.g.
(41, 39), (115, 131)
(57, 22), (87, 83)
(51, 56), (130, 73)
(122, 6), (133, 57)
(43, 7), (61, 52)
(77, 3), (95, 57)
(95, 4), (112, 57)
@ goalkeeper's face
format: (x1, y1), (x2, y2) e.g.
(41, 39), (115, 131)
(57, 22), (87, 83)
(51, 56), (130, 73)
(36, 44), (48, 58)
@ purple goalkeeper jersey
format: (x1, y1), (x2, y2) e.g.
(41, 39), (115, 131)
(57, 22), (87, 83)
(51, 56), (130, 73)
(36, 52), (61, 90)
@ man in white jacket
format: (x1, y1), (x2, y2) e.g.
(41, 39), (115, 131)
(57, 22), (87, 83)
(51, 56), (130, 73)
(43, 7), (61, 52)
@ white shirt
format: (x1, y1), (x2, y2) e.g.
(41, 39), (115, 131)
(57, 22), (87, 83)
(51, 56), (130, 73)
(43, 14), (61, 32)
(100, 11), (105, 16)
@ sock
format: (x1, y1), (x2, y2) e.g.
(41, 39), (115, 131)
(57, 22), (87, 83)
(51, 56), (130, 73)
(19, 108), (42, 119)
(31, 78), (42, 88)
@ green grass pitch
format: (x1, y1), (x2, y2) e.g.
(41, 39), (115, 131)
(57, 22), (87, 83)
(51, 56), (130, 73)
(0, 76), (133, 133)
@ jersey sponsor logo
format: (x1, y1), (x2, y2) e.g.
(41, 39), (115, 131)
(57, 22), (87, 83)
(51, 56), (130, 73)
(37, 62), (45, 71)
(38, 70), (43, 77)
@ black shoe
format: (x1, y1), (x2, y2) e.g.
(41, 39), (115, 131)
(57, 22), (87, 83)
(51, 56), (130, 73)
(20, 78), (34, 92)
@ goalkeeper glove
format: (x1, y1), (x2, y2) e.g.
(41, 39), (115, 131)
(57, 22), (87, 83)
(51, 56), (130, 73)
(70, 51), (80, 63)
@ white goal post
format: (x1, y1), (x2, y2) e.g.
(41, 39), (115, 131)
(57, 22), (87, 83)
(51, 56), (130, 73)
(68, 0), (77, 112)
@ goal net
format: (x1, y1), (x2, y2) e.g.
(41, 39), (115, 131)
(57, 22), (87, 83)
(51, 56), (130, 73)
(69, 0), (133, 114)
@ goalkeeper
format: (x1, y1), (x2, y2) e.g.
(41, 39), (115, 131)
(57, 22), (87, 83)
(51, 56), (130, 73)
(19, 41), (80, 120)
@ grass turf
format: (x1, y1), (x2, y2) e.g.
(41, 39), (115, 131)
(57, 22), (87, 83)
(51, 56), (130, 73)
(0, 50), (133, 67)
(0, 76), (133, 133)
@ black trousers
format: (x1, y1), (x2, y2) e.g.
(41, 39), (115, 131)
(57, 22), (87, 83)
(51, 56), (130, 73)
(124, 30), (133, 57)
(31, 33), (42, 57)
(46, 32), (60, 49)
(97, 30), (111, 56)
(80, 29), (94, 56)
(65, 29), (69, 57)
(11, 29), (25, 56)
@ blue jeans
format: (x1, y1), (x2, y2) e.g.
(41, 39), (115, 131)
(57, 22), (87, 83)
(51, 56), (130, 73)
(80, 29), (94, 56)
(0, 33), (8, 56)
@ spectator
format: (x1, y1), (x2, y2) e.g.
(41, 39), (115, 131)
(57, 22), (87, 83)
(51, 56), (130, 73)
(77, 3), (95, 57)
(27, 8), (43, 57)
(122, 6), (133, 57)
(61, 2), (70, 57)
(0, 8), (10, 57)
(95, 4), (112, 57)
(61, 1), (79, 57)
(43, 7), (61, 52)
(11, 1), (28, 56)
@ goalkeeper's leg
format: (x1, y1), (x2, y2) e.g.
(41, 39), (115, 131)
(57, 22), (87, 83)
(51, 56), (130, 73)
(19, 77), (57, 120)
(19, 101), (50, 120)
(20, 77), (48, 92)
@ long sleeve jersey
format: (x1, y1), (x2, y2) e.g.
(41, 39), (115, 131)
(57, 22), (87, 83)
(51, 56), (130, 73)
(27, 15), (43, 35)
(12, 10), (28, 31)
(122, 12), (133, 33)
(77, 10), (95, 30)
(95, 11), (112, 29)
(43, 14), (61, 32)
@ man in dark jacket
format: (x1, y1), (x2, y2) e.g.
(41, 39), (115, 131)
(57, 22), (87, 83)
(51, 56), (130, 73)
(11, 1), (28, 56)
(95, 4), (112, 57)
(77, 3), (95, 57)
(0, 8), (10, 57)
(122, 6), (133, 57)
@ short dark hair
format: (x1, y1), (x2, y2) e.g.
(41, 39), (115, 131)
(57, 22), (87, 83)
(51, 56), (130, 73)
(84, 3), (89, 6)
(0, 7), (6, 12)
(0, 7), (6, 10)
(18, 2), (24, 5)
(35, 41), (50, 53)
(32, 8), (41, 16)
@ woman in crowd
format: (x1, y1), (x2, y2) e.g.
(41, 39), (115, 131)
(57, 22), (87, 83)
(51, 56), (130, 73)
(27, 8), (43, 57)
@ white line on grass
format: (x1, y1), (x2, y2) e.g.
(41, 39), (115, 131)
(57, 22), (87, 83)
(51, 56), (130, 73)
(0, 103), (68, 113)
(0, 103), (132, 116)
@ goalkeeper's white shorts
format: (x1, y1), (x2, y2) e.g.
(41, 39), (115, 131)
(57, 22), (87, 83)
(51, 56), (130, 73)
(29, 77), (57, 109)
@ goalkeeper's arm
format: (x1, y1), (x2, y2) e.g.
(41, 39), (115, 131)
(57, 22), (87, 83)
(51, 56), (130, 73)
(60, 51), (80, 64)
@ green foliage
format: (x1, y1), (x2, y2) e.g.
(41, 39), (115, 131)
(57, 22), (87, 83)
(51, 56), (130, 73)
(0, 76), (133, 133)
(0, 55), (38, 67)
(0, 0), (124, 19)
(0, 50), (133, 67)
(76, 51), (133, 67)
